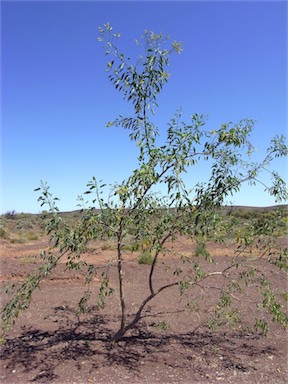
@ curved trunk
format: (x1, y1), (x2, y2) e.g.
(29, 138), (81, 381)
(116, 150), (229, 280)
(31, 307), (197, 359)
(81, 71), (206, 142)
(112, 281), (178, 341)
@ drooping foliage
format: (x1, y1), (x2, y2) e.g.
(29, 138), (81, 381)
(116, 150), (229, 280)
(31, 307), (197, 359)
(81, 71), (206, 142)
(2, 23), (287, 340)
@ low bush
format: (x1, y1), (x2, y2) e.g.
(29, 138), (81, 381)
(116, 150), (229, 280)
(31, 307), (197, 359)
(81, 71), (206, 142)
(26, 232), (38, 241)
(15, 220), (34, 230)
(138, 251), (154, 265)
(195, 242), (210, 258)
(0, 227), (7, 238)
(4, 211), (17, 219)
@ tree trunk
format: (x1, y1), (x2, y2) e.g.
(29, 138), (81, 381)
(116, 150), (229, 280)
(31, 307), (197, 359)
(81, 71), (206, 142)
(115, 229), (126, 340)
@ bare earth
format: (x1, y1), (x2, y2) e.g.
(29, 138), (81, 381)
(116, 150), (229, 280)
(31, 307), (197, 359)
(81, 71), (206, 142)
(0, 238), (287, 384)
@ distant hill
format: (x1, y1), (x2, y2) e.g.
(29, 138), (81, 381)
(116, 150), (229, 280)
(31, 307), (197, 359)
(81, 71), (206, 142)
(2, 204), (287, 218)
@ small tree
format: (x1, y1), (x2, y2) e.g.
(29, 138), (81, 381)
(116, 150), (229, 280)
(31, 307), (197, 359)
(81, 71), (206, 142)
(2, 24), (288, 341)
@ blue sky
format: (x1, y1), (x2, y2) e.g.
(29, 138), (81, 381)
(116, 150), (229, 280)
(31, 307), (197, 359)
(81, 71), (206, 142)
(1, 0), (287, 213)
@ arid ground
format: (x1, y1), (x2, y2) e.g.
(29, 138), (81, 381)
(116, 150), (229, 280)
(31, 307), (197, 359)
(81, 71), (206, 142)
(0, 228), (287, 384)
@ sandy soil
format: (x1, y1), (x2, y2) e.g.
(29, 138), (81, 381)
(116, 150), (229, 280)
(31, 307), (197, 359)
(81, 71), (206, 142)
(0, 238), (287, 383)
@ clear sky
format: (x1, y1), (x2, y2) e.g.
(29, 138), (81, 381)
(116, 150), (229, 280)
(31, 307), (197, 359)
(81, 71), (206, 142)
(1, 0), (287, 214)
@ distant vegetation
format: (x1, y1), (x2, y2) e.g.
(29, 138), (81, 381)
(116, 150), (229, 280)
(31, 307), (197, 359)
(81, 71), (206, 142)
(1, 205), (287, 244)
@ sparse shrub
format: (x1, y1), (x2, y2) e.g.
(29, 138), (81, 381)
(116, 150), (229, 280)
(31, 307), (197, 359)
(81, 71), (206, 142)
(101, 242), (115, 251)
(15, 220), (34, 230)
(19, 256), (37, 265)
(26, 232), (38, 241)
(0, 227), (6, 238)
(138, 251), (154, 265)
(4, 210), (17, 219)
(121, 243), (133, 251)
(195, 242), (210, 258)
(155, 320), (170, 332)
(230, 216), (240, 226)
(10, 238), (26, 244)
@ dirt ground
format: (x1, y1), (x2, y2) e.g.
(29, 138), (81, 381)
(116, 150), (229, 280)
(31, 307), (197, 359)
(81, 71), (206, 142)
(0, 238), (287, 384)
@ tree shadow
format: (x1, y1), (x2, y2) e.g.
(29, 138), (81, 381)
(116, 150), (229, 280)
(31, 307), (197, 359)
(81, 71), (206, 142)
(0, 306), (279, 382)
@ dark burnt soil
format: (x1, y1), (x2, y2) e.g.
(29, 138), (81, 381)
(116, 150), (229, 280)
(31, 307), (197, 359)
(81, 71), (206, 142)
(0, 239), (287, 384)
